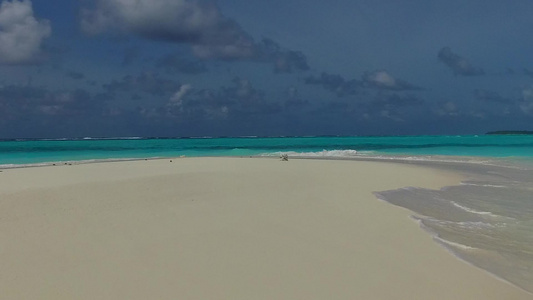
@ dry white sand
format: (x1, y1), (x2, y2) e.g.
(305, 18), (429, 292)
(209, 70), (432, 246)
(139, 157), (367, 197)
(0, 157), (530, 299)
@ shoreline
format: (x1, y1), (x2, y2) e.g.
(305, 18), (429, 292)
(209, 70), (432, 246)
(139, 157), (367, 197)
(2, 151), (531, 170)
(1, 157), (531, 299)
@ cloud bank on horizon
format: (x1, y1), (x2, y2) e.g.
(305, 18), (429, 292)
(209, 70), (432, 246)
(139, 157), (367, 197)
(0, 0), (532, 138)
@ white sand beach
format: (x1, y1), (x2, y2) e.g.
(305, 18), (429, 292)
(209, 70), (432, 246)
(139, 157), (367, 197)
(0, 157), (530, 299)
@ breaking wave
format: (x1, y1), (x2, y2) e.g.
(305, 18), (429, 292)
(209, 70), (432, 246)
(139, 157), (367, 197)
(261, 149), (358, 157)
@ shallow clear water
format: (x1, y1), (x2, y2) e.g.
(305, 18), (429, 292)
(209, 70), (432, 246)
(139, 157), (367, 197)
(375, 158), (533, 293)
(1, 135), (532, 166)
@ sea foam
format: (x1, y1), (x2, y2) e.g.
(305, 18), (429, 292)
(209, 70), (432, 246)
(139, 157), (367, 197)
(261, 149), (358, 157)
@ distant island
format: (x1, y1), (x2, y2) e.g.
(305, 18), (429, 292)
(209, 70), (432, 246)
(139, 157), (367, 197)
(486, 131), (533, 135)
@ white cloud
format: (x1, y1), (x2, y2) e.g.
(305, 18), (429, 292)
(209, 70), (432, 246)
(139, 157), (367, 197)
(81, 0), (255, 60)
(368, 71), (396, 87)
(168, 84), (193, 112)
(438, 47), (484, 76)
(82, 0), (216, 37)
(362, 70), (420, 91)
(435, 101), (460, 117)
(0, 0), (51, 64)
(80, 0), (308, 69)
(192, 42), (254, 60)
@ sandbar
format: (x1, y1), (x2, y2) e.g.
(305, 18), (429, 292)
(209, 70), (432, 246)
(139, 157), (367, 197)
(0, 157), (530, 299)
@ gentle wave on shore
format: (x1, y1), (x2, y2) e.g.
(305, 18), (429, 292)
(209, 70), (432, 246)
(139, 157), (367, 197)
(375, 157), (533, 294)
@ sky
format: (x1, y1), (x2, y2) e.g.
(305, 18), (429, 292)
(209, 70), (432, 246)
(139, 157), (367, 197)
(0, 0), (532, 138)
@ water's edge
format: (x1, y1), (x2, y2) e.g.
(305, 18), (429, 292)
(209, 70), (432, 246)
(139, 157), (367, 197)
(373, 158), (533, 295)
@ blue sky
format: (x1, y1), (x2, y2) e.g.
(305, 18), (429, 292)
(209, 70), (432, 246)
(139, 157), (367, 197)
(0, 0), (532, 138)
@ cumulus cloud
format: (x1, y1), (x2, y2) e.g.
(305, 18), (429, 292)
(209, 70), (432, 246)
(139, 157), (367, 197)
(305, 72), (359, 97)
(305, 70), (421, 96)
(81, 0), (308, 71)
(258, 38), (309, 73)
(438, 47), (484, 76)
(361, 70), (421, 91)
(0, 85), (101, 117)
(0, 0), (51, 64)
(361, 93), (424, 122)
(220, 77), (281, 114)
(162, 77), (281, 120)
(227, 77), (259, 100)
(168, 84), (192, 111)
(81, 0), (255, 59)
(434, 101), (460, 117)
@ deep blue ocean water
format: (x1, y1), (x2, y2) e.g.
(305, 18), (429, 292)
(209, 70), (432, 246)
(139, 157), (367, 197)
(1, 134), (533, 293)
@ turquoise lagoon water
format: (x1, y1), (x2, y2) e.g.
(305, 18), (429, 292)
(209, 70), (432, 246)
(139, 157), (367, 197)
(1, 135), (532, 166)
(1, 135), (533, 293)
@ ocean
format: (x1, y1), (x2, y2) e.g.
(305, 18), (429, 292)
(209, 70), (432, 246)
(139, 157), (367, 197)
(1, 134), (533, 293)
(1, 135), (533, 166)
